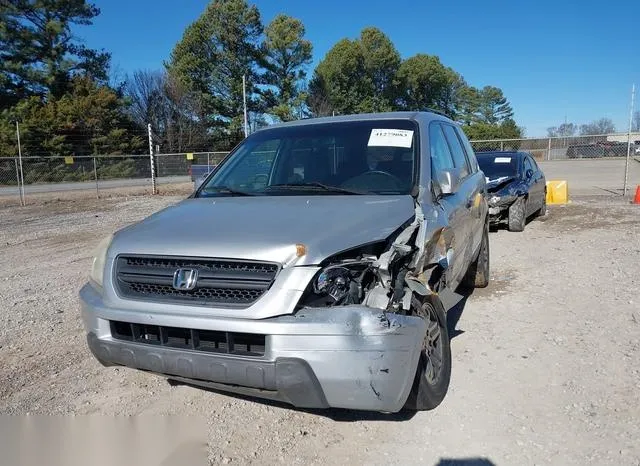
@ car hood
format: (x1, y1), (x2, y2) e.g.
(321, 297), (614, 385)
(486, 175), (517, 193)
(109, 195), (415, 266)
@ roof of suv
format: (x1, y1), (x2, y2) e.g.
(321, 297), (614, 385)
(254, 111), (453, 132)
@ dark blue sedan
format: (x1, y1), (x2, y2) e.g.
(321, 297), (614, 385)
(476, 151), (547, 231)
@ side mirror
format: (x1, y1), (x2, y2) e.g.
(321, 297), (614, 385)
(526, 169), (533, 179)
(436, 168), (461, 196)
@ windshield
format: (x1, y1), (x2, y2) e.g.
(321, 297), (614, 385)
(196, 119), (419, 197)
(477, 153), (520, 180)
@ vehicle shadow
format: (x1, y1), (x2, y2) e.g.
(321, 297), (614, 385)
(170, 380), (419, 421)
(435, 458), (496, 466)
(446, 284), (475, 340)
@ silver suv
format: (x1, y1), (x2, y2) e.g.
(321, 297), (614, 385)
(80, 111), (489, 413)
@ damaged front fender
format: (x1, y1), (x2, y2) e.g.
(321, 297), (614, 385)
(372, 198), (456, 307)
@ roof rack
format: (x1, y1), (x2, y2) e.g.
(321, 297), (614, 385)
(421, 107), (450, 118)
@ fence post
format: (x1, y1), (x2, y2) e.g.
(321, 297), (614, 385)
(547, 138), (552, 161)
(623, 83), (635, 196)
(15, 122), (26, 206)
(500, 141), (504, 151)
(14, 157), (24, 207)
(147, 123), (157, 194)
(93, 156), (99, 199)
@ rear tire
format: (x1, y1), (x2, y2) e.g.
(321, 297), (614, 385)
(404, 295), (452, 411)
(508, 197), (526, 232)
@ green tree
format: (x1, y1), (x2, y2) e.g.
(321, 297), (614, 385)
(166, 0), (263, 135)
(310, 38), (367, 115)
(358, 27), (400, 112)
(306, 71), (333, 117)
(308, 28), (399, 115)
(396, 54), (450, 112)
(461, 118), (523, 141)
(262, 14), (312, 122)
(0, 76), (143, 159)
(455, 85), (481, 124)
(0, 0), (110, 107)
(477, 86), (514, 124)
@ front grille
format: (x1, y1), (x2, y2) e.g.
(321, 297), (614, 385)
(110, 321), (266, 357)
(114, 255), (279, 307)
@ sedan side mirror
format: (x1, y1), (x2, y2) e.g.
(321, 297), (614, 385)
(436, 168), (461, 196)
(526, 169), (534, 179)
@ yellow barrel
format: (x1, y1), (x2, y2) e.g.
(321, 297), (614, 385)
(546, 180), (568, 204)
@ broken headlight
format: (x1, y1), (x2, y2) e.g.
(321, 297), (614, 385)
(489, 194), (516, 206)
(313, 265), (354, 302)
(303, 259), (376, 307)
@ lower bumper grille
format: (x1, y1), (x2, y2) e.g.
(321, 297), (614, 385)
(110, 321), (266, 357)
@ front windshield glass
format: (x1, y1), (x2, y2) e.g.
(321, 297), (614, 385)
(477, 153), (520, 180)
(196, 119), (419, 197)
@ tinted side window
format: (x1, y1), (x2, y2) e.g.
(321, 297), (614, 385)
(455, 126), (479, 173)
(429, 123), (455, 177)
(442, 124), (470, 178)
(523, 156), (533, 174)
(529, 156), (540, 171)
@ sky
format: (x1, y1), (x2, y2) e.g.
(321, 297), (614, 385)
(75, 0), (640, 137)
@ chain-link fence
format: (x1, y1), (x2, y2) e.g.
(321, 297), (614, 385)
(3, 124), (640, 207)
(471, 132), (640, 161)
(155, 152), (228, 178)
(0, 152), (234, 206)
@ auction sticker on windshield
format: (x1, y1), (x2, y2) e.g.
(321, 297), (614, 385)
(368, 129), (414, 148)
(494, 157), (512, 163)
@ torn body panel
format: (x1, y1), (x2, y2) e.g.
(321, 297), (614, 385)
(367, 198), (458, 312)
(301, 193), (462, 318)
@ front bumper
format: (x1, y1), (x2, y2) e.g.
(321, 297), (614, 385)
(488, 203), (510, 223)
(80, 283), (426, 412)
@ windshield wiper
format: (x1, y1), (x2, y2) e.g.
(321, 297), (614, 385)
(265, 182), (368, 195)
(200, 185), (254, 196)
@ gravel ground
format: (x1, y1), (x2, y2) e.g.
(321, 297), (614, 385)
(0, 194), (639, 466)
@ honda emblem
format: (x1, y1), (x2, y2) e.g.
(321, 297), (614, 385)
(172, 268), (198, 291)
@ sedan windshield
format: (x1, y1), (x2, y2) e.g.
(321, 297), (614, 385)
(477, 153), (520, 180)
(196, 119), (419, 197)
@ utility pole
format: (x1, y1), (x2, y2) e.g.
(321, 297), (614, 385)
(147, 123), (157, 195)
(15, 121), (25, 206)
(242, 75), (248, 138)
(623, 83), (635, 196)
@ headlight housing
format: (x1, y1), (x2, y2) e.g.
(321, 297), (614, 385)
(90, 234), (113, 289)
(300, 259), (376, 308)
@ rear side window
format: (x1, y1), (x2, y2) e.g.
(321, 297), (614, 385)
(429, 123), (455, 177)
(442, 124), (470, 178)
(455, 126), (479, 173)
(529, 155), (540, 171)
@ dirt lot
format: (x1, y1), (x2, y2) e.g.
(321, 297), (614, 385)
(0, 194), (639, 465)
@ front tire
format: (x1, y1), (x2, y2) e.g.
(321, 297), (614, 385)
(508, 197), (526, 232)
(404, 295), (452, 411)
(536, 193), (547, 218)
